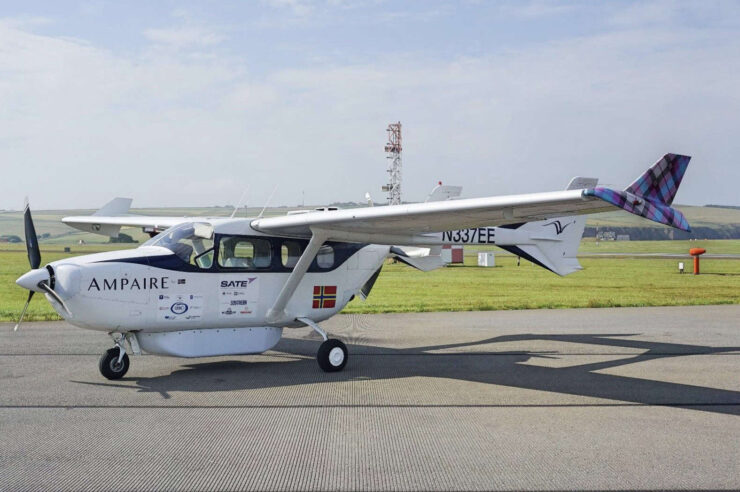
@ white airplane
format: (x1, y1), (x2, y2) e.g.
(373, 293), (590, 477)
(15, 154), (691, 380)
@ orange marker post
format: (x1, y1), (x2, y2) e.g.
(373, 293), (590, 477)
(689, 248), (706, 275)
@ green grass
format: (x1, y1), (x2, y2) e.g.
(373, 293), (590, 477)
(344, 255), (740, 314)
(577, 239), (740, 254)
(2, 244), (738, 321)
(461, 239), (740, 256)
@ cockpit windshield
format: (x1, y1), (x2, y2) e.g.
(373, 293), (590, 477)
(141, 222), (215, 268)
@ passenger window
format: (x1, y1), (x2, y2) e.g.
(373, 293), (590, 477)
(218, 237), (272, 269)
(316, 245), (334, 269)
(281, 241), (302, 268)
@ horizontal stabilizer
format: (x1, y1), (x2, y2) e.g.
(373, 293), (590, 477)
(583, 154), (691, 232)
(390, 246), (446, 271)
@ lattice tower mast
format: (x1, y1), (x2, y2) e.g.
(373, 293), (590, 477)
(383, 122), (402, 205)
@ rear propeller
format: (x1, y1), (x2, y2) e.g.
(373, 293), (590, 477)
(14, 199), (70, 331)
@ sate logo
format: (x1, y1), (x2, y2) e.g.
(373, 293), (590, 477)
(220, 278), (257, 288)
(542, 220), (572, 235)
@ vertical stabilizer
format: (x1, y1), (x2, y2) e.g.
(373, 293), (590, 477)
(93, 197), (132, 217)
(584, 154), (691, 231)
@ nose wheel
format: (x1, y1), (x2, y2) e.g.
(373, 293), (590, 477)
(317, 338), (348, 372)
(99, 347), (129, 380)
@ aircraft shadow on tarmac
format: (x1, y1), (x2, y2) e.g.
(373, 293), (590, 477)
(79, 332), (740, 416)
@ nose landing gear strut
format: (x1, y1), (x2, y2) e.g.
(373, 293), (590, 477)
(99, 333), (139, 380)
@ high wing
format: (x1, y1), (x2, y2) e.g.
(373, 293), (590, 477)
(61, 214), (188, 237)
(62, 198), (189, 237)
(252, 154), (691, 243)
(251, 189), (610, 242)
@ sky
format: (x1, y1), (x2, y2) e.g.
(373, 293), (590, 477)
(0, 0), (739, 210)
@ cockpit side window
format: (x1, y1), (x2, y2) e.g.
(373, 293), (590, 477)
(142, 222), (214, 269)
(218, 236), (272, 269)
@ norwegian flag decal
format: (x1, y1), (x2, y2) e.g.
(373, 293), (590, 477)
(312, 285), (337, 309)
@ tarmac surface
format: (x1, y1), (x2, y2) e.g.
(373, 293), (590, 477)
(1, 305), (739, 491)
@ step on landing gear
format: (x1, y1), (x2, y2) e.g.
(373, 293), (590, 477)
(99, 334), (130, 380)
(297, 317), (348, 372)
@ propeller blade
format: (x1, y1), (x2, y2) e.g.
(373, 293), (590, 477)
(13, 291), (34, 332)
(23, 199), (41, 270)
(37, 281), (71, 316)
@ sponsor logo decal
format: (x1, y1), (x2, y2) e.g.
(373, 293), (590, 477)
(170, 302), (188, 315)
(220, 277), (257, 288)
(88, 276), (169, 291)
(542, 220), (572, 235)
(219, 277), (258, 318)
(158, 293), (203, 321)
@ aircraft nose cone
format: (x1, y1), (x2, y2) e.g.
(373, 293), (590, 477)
(16, 268), (50, 292)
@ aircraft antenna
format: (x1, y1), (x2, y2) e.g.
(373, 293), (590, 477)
(258, 184), (279, 218)
(230, 186), (250, 218)
(382, 121), (402, 205)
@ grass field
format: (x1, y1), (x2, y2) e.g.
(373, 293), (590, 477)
(456, 239), (740, 256)
(578, 238), (740, 254)
(343, 255), (740, 313)
(1, 242), (738, 321)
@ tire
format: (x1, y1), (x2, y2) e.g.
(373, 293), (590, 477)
(317, 339), (348, 372)
(99, 347), (130, 380)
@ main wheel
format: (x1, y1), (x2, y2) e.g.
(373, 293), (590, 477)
(317, 339), (348, 372)
(99, 347), (130, 380)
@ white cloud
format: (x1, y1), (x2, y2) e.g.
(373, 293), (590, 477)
(0, 4), (738, 211)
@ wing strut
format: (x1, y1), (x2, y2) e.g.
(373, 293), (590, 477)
(266, 230), (328, 324)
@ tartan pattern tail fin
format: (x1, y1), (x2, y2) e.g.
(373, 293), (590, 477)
(625, 153), (690, 206)
(583, 154), (691, 232)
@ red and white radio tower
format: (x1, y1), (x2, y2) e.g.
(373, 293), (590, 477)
(382, 122), (402, 205)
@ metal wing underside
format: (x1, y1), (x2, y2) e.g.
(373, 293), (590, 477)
(251, 190), (614, 239)
(61, 216), (188, 233)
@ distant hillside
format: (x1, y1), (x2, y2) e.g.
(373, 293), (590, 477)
(585, 205), (740, 240)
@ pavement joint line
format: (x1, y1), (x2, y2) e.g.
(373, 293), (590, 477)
(2, 403), (739, 409)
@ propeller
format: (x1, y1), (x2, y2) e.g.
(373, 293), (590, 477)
(14, 199), (69, 331)
(24, 198), (41, 270)
(14, 200), (38, 331)
(14, 291), (34, 332)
